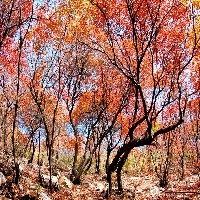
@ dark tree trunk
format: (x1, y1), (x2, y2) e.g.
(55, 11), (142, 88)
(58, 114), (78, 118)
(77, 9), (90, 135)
(14, 162), (20, 185)
(72, 176), (81, 185)
(72, 134), (79, 177)
(105, 149), (111, 175)
(106, 146), (125, 197)
(106, 137), (153, 197)
(95, 145), (101, 173)
(86, 157), (93, 172)
(37, 130), (41, 177)
(116, 150), (130, 193)
(28, 140), (36, 164)
(106, 168), (112, 198)
(48, 143), (53, 191)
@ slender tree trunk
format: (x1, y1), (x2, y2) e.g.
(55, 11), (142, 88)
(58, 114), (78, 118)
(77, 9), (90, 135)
(95, 144), (101, 173)
(116, 150), (130, 193)
(195, 120), (199, 162)
(38, 130), (42, 178)
(2, 114), (8, 151)
(106, 146), (124, 197)
(105, 148), (111, 175)
(86, 157), (93, 172)
(30, 141), (36, 164)
(72, 135), (79, 177)
(12, 46), (21, 185)
(180, 154), (185, 180)
(14, 162), (20, 185)
(48, 142), (53, 191)
(106, 168), (112, 198)
(72, 157), (92, 184)
(106, 137), (154, 197)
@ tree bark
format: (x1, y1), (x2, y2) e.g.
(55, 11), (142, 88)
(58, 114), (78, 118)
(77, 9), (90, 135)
(116, 150), (130, 193)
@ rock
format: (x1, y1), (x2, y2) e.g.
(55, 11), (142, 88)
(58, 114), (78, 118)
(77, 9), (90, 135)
(95, 182), (105, 193)
(30, 183), (37, 190)
(19, 163), (24, 172)
(59, 176), (73, 189)
(28, 163), (39, 170)
(40, 174), (59, 189)
(150, 186), (161, 197)
(15, 160), (24, 172)
(0, 172), (7, 186)
(88, 181), (106, 193)
(40, 192), (51, 200)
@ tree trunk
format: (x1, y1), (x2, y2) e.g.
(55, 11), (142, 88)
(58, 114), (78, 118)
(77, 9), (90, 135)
(38, 130), (41, 177)
(106, 148), (111, 174)
(86, 157), (93, 172)
(106, 146), (125, 197)
(14, 162), (20, 185)
(48, 144), (53, 191)
(28, 140), (36, 164)
(116, 150), (130, 193)
(106, 168), (112, 198)
(106, 137), (153, 197)
(180, 154), (185, 180)
(72, 134), (79, 177)
(95, 145), (101, 173)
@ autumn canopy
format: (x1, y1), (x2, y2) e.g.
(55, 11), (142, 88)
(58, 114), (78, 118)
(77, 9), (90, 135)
(0, 0), (199, 197)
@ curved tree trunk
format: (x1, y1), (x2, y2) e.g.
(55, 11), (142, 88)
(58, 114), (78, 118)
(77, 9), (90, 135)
(116, 150), (130, 193)
(106, 137), (153, 197)
(106, 145), (130, 197)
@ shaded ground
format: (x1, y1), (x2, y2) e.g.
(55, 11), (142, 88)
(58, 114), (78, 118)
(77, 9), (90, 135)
(0, 158), (199, 200)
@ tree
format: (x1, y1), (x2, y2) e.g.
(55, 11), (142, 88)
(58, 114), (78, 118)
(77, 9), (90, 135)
(1, 0), (198, 196)
(28, 42), (67, 190)
(63, 56), (130, 183)
(88, 0), (200, 195)
(0, 0), (33, 48)
(0, 0), (34, 185)
(27, 0), (131, 184)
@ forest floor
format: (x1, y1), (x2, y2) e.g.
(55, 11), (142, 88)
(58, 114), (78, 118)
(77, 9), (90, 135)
(0, 157), (199, 200)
